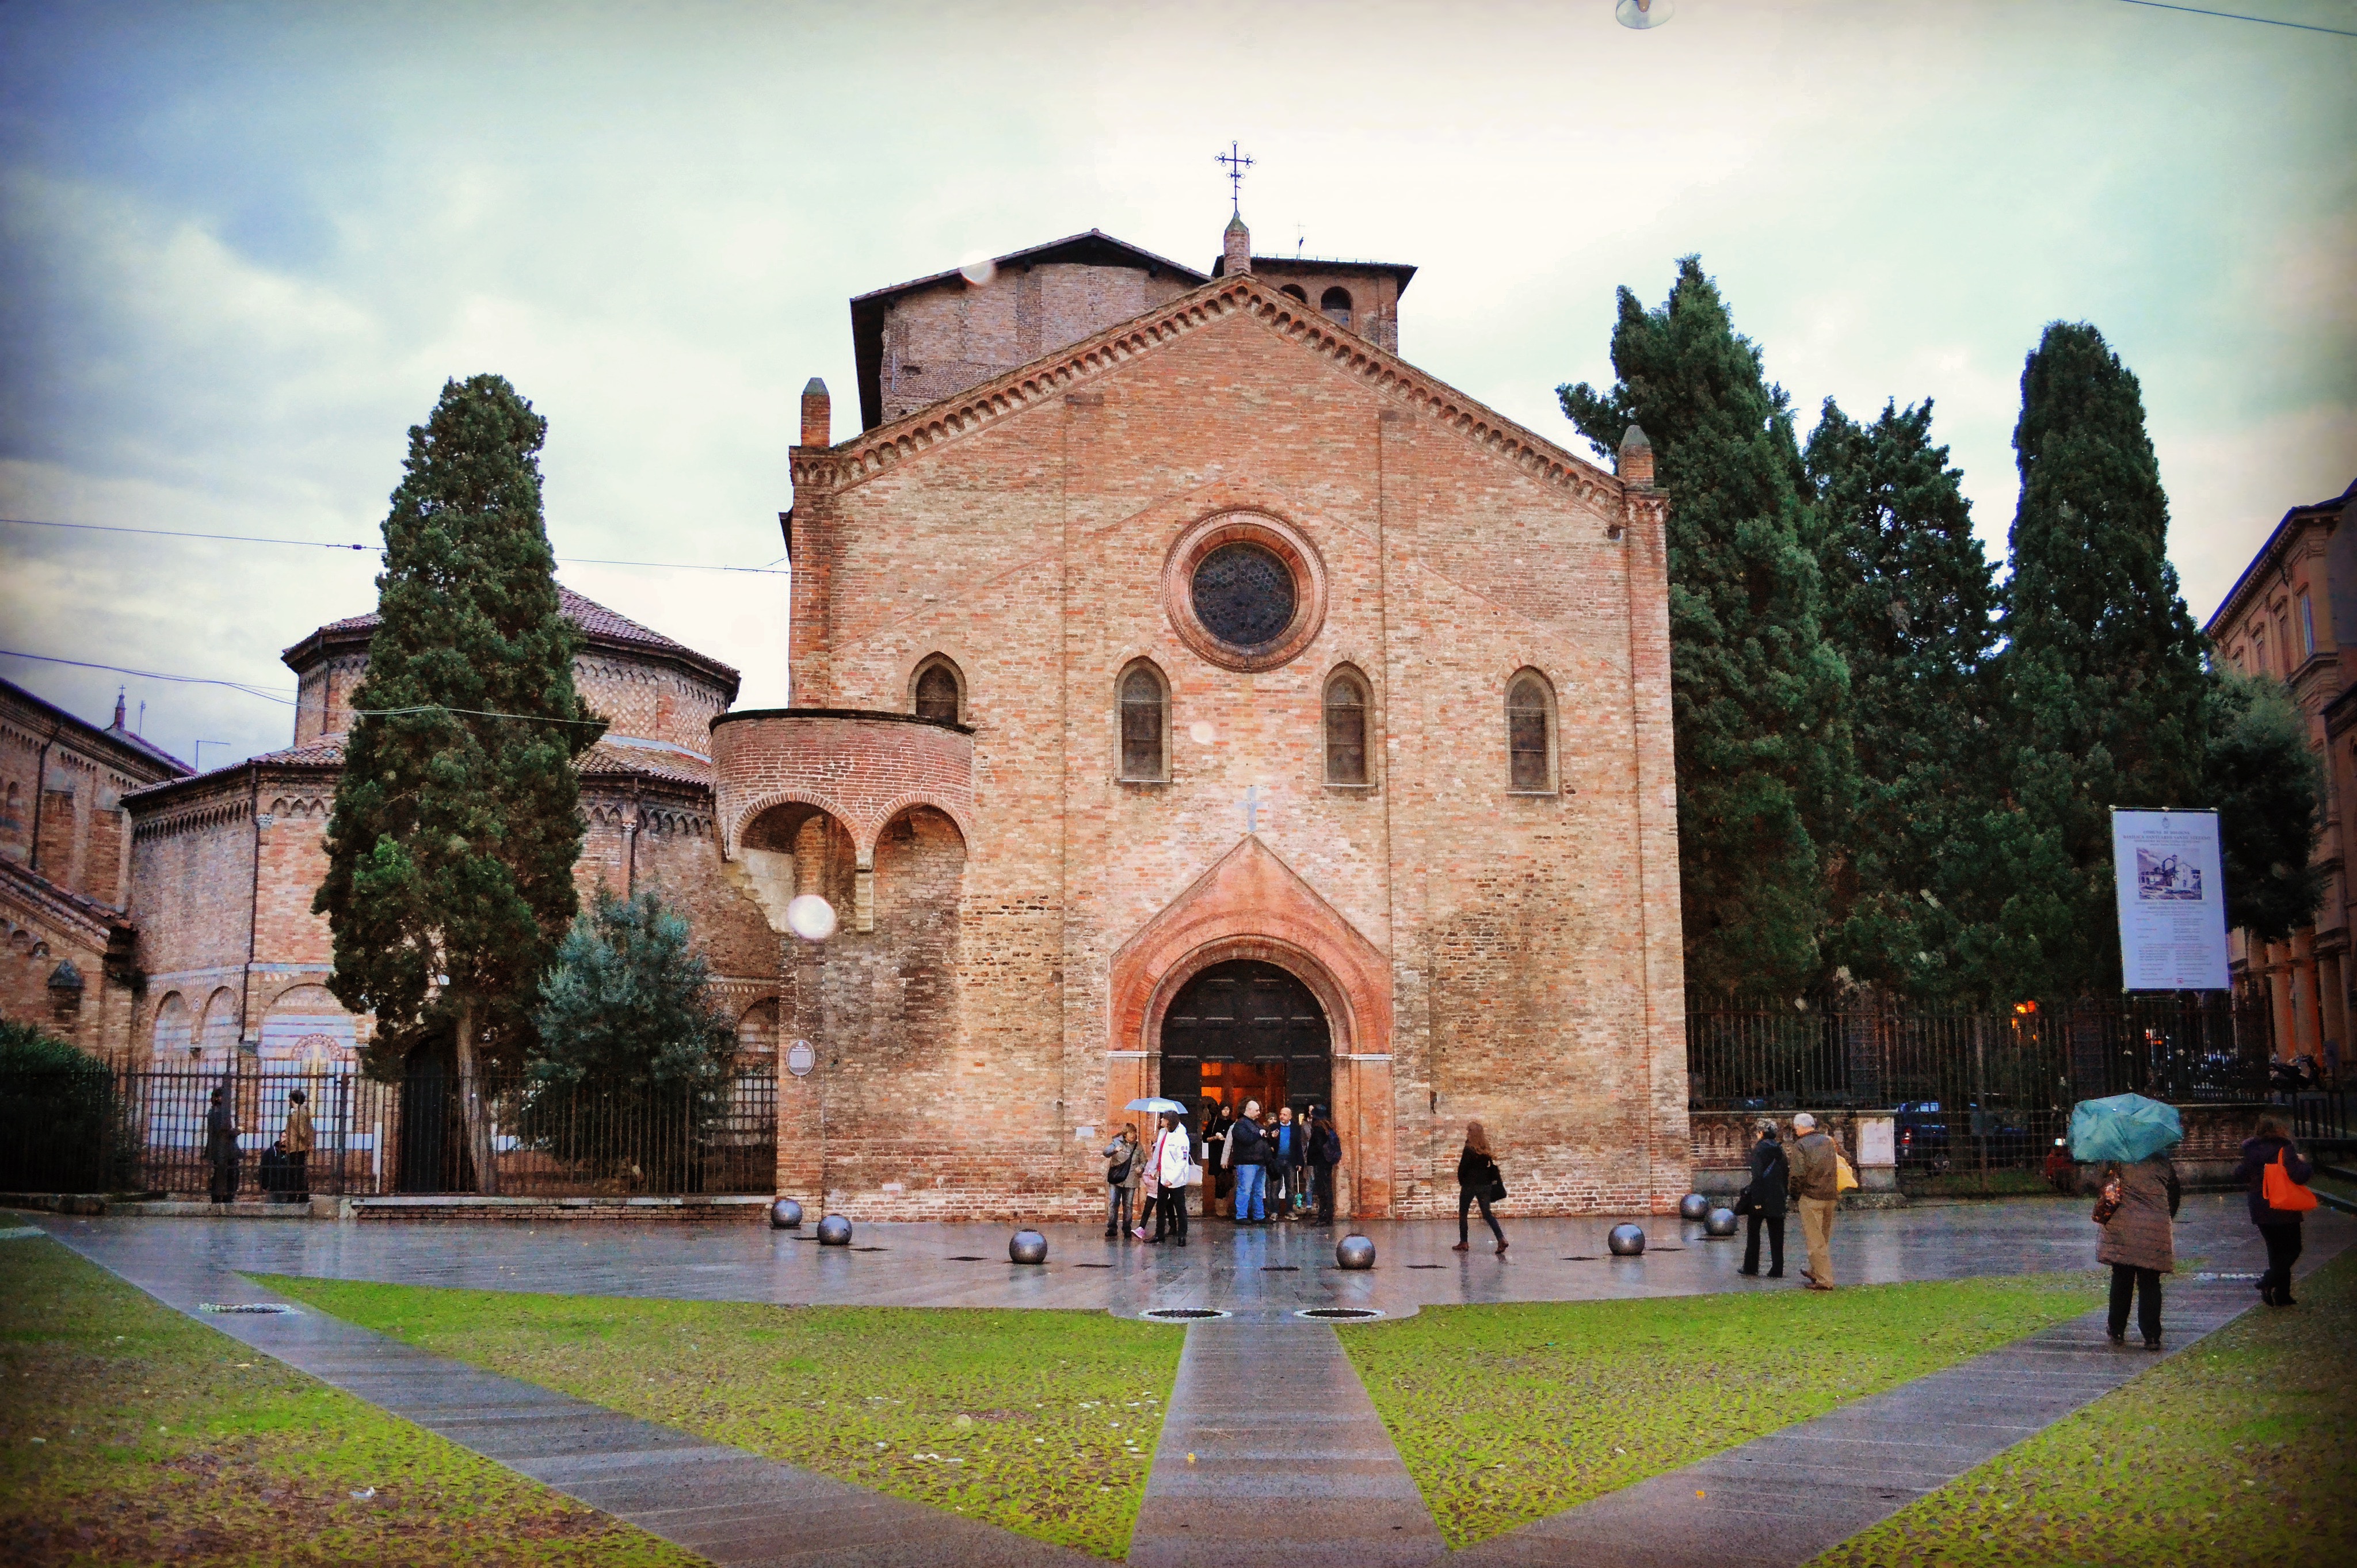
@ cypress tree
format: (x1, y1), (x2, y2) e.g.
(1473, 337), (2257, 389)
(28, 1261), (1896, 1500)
(1560, 257), (1856, 994)
(1986, 323), (2210, 997)
(315, 375), (604, 1192)
(1803, 398), (2001, 995)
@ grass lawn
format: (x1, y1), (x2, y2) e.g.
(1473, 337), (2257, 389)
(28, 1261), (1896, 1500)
(1813, 1246), (2357, 1566)
(0, 1235), (700, 1567)
(260, 1275), (1187, 1561)
(1338, 1272), (2102, 1549)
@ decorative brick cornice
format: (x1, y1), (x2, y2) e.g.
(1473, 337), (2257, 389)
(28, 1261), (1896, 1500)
(794, 274), (1626, 507)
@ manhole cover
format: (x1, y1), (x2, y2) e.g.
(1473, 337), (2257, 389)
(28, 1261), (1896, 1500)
(1561, 1255), (1598, 1261)
(200, 1303), (294, 1314)
(1651, 1246), (1685, 1252)
(1405, 1263), (1447, 1270)
(850, 1246), (890, 1253)
(1142, 1307), (1229, 1321)
(945, 1255), (987, 1261)
(1074, 1262), (1113, 1269)
(1296, 1307), (1383, 1321)
(1261, 1265), (1300, 1272)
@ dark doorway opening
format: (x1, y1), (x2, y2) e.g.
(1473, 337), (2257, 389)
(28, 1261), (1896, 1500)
(1158, 959), (1332, 1124)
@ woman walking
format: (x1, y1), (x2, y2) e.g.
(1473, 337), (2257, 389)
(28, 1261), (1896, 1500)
(1104, 1121), (1139, 1239)
(1737, 1119), (1788, 1279)
(2236, 1113), (2316, 1306)
(1453, 1120), (1507, 1254)
(2096, 1148), (2180, 1349)
(1149, 1109), (1191, 1246)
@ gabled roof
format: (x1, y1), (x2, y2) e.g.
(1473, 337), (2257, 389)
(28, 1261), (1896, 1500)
(280, 585), (740, 695)
(850, 230), (1211, 429)
(2203, 476), (2357, 636)
(800, 268), (1625, 508)
(0, 676), (192, 783)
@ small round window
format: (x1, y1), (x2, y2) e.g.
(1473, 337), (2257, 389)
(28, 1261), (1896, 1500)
(1190, 543), (1296, 651)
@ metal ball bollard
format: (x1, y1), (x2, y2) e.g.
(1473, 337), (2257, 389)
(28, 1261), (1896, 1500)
(1607, 1223), (1647, 1256)
(1335, 1234), (1377, 1271)
(769, 1197), (803, 1230)
(1704, 1207), (1739, 1237)
(816, 1214), (853, 1246)
(1009, 1229), (1048, 1265)
(1678, 1192), (1710, 1222)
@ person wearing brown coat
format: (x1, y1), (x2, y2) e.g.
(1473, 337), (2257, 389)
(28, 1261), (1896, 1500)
(2096, 1153), (2180, 1349)
(279, 1088), (315, 1204)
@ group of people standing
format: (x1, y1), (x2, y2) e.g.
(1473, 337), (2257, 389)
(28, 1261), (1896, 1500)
(1102, 1100), (1343, 1243)
(202, 1083), (314, 1204)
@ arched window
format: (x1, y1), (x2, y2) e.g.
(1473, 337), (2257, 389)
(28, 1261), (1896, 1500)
(1507, 672), (1554, 792)
(1325, 669), (1368, 785)
(913, 656), (963, 723)
(1280, 284), (1309, 303)
(1119, 662), (1168, 781)
(1320, 287), (1353, 329)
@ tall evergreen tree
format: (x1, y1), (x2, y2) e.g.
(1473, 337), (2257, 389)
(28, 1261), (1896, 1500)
(1803, 398), (2001, 994)
(315, 375), (604, 1192)
(1983, 323), (2210, 997)
(1560, 257), (1856, 994)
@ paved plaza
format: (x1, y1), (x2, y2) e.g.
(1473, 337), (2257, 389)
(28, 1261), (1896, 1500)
(25, 1196), (2354, 1566)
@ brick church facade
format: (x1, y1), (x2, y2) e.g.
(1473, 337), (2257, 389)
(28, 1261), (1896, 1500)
(21, 216), (1689, 1219)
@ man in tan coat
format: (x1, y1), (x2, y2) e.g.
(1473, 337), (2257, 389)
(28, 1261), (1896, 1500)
(1787, 1112), (1840, 1291)
(279, 1088), (315, 1204)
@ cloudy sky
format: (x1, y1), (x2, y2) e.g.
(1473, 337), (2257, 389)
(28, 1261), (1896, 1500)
(2, 0), (2350, 772)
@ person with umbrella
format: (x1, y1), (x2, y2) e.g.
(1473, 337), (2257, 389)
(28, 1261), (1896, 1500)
(2072, 1093), (2183, 1350)
(1125, 1098), (1192, 1246)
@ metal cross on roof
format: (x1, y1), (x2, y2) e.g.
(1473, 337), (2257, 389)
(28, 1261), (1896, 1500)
(1215, 141), (1254, 213)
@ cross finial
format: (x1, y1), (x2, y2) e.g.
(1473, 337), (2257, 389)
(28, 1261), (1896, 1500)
(1215, 140), (1254, 214)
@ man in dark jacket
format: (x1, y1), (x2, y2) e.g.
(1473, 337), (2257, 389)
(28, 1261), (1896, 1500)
(1226, 1102), (1268, 1223)
(205, 1086), (239, 1204)
(1305, 1105), (1341, 1223)
(2235, 1115), (2315, 1306)
(1269, 1106), (1305, 1219)
(1738, 1120), (1788, 1278)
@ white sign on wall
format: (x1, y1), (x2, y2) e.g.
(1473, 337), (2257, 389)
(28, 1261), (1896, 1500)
(2110, 808), (2230, 991)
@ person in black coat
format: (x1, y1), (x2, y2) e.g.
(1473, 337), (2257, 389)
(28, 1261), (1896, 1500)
(204, 1086), (240, 1204)
(1305, 1105), (1342, 1223)
(2236, 1113), (2316, 1306)
(1453, 1121), (1507, 1253)
(1737, 1120), (1788, 1279)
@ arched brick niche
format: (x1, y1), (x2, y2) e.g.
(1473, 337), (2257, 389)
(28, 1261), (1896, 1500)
(711, 709), (975, 860)
(1105, 836), (1397, 1216)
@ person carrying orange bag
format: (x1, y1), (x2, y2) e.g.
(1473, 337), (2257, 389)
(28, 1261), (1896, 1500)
(2235, 1113), (2317, 1307)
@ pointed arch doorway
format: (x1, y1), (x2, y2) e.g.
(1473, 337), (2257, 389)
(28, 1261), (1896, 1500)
(1158, 959), (1332, 1120)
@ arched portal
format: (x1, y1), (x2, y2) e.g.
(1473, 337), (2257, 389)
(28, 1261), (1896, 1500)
(1158, 959), (1331, 1122)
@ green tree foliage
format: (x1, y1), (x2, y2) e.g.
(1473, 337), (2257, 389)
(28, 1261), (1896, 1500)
(1978, 323), (2211, 998)
(0, 1020), (129, 1191)
(1803, 398), (2001, 995)
(525, 888), (737, 1184)
(531, 888), (734, 1090)
(314, 375), (604, 1191)
(1560, 257), (1856, 994)
(2203, 666), (2325, 943)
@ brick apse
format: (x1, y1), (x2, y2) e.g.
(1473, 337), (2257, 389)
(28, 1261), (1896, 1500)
(750, 219), (1689, 1220)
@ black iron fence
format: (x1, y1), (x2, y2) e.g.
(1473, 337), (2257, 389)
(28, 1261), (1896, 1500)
(0, 1065), (776, 1200)
(1686, 990), (2276, 1176)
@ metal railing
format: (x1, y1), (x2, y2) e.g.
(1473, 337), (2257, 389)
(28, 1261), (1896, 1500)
(0, 1065), (776, 1200)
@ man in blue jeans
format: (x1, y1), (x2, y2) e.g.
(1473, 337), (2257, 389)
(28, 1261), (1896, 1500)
(1227, 1100), (1268, 1223)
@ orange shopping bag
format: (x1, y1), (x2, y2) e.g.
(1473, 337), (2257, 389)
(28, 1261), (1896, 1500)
(2261, 1150), (2319, 1214)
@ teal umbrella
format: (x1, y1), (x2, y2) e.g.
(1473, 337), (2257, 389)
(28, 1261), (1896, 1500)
(2069, 1093), (2184, 1163)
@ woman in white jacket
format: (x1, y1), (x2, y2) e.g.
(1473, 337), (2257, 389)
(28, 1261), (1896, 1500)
(1149, 1110), (1191, 1246)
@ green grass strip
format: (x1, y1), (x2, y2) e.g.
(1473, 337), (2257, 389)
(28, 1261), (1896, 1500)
(258, 1275), (1185, 1561)
(1813, 1247), (2357, 1565)
(0, 1236), (700, 1567)
(1338, 1272), (2101, 1548)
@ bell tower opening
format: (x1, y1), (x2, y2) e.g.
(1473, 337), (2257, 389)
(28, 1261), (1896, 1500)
(1157, 958), (1332, 1123)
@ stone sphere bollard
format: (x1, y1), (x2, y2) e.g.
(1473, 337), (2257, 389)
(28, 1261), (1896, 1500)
(1704, 1207), (1739, 1237)
(816, 1214), (853, 1246)
(1010, 1229), (1048, 1265)
(1607, 1223), (1647, 1256)
(1678, 1192), (1710, 1222)
(769, 1197), (803, 1230)
(1335, 1234), (1377, 1271)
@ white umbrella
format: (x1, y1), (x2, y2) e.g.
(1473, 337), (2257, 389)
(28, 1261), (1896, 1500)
(1126, 1097), (1191, 1115)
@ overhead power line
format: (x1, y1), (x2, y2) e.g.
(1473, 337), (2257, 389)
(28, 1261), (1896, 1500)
(1, 515), (791, 574)
(2116, 0), (2357, 36)
(0, 648), (299, 704)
